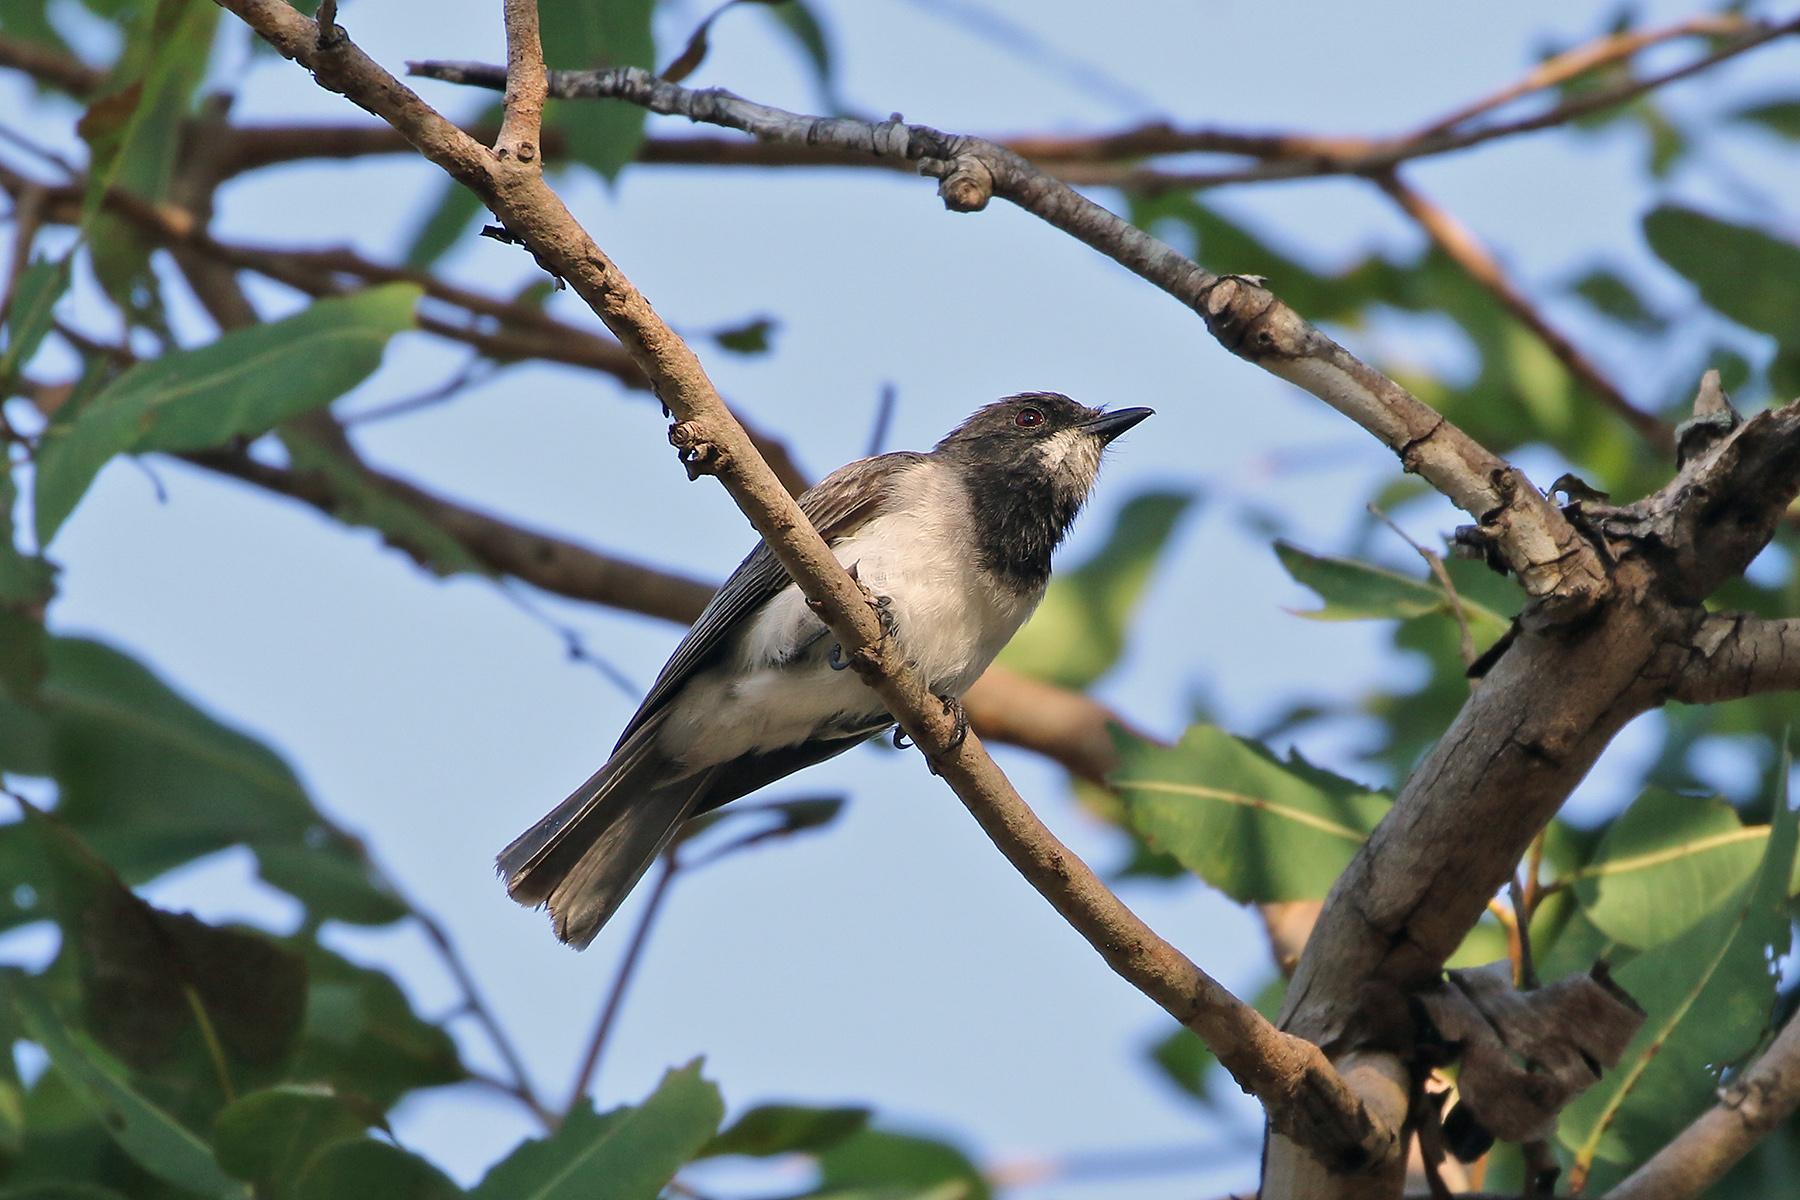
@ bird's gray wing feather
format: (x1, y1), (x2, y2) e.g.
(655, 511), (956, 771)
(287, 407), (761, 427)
(618, 451), (927, 744)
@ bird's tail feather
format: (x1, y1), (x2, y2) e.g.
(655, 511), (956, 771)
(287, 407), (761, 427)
(497, 713), (716, 948)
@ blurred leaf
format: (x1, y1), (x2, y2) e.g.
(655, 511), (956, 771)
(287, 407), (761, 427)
(28, 637), (400, 928)
(251, 837), (409, 927)
(1, 970), (248, 1198)
(1644, 206), (1800, 397)
(288, 942), (464, 1110)
(1000, 491), (1195, 689)
(34, 285), (420, 544)
(541, 0), (656, 181)
(1147, 976), (1285, 1106)
(0, 454), (54, 702)
(712, 317), (777, 356)
(1569, 266), (1666, 334)
(21, 807), (306, 1080)
(77, 0), (218, 324)
(817, 1130), (987, 1200)
(1275, 540), (1509, 645)
(1572, 789), (1768, 950)
(276, 427), (489, 579)
(1, 254), (73, 395)
(212, 1085), (368, 1196)
(1561, 751), (1798, 1175)
(403, 176), (490, 272)
(295, 1138), (463, 1200)
(469, 1061), (721, 1200)
(0, 1185), (134, 1199)
(1731, 98), (1800, 140)
(765, 0), (835, 107)
(1115, 724), (1389, 903)
(0, 0), (77, 58)
(701, 1104), (869, 1158)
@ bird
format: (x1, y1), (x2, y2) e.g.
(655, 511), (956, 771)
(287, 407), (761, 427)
(499, 393), (1153, 947)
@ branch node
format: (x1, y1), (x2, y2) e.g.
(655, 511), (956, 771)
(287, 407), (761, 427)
(932, 155), (994, 212)
(1675, 368), (1743, 468)
(668, 421), (726, 480)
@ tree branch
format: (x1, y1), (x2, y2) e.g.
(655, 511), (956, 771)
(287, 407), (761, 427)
(215, 0), (1386, 1167)
(406, 63), (1607, 619)
(1374, 170), (1670, 453)
(1666, 614), (1800, 705)
(1603, 1008), (1800, 1200)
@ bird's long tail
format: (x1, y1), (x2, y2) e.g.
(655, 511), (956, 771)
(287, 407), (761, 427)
(498, 713), (719, 948)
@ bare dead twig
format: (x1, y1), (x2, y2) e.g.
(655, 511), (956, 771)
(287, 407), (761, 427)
(564, 852), (677, 1114)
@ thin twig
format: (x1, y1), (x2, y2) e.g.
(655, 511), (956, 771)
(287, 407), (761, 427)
(1367, 502), (1477, 669)
(1508, 875), (1537, 990)
(564, 853), (679, 1113)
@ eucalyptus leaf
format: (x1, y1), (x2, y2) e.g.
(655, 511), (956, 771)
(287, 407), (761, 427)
(1560, 753), (1798, 1177)
(34, 285), (419, 544)
(1114, 724), (1390, 903)
(469, 1061), (721, 1200)
(700, 1104), (869, 1158)
(289, 943), (464, 1110)
(541, 0), (656, 181)
(1275, 540), (1510, 642)
(211, 1085), (369, 1196)
(1, 970), (248, 1199)
(296, 1138), (464, 1200)
(1000, 490), (1195, 689)
(1572, 789), (1768, 950)
(817, 1130), (987, 1200)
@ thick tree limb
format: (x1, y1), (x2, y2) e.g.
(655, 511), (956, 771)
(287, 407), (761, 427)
(407, 63), (1607, 620)
(1603, 1009), (1800, 1200)
(1665, 614), (1800, 704)
(213, 0), (1387, 1166)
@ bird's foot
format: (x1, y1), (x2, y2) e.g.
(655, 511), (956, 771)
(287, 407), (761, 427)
(892, 726), (913, 750)
(828, 591), (897, 671)
(924, 695), (969, 775)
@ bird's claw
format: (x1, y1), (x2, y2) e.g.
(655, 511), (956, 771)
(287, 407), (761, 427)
(892, 727), (913, 750)
(924, 696), (969, 775)
(828, 592), (896, 671)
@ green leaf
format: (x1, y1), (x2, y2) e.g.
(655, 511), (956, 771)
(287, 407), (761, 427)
(1731, 98), (1800, 140)
(20, 806), (307, 1081)
(0, 253), (73, 394)
(1113, 724), (1390, 903)
(77, 0), (219, 323)
(296, 1138), (464, 1200)
(1572, 789), (1769, 950)
(1561, 750), (1799, 1176)
(700, 1104), (869, 1158)
(540, 0), (656, 181)
(403, 125), (494, 269)
(765, 0), (836, 108)
(0, 636), (406, 933)
(1, 970), (249, 1198)
(817, 1130), (988, 1200)
(0, 453), (54, 702)
(0, 1185), (134, 1200)
(1274, 540), (1511, 643)
(276, 426), (489, 579)
(0, 0), (78, 59)
(34, 284), (419, 544)
(712, 317), (777, 356)
(469, 1061), (722, 1200)
(212, 1085), (369, 1196)
(289, 942), (464, 1110)
(999, 490), (1196, 689)
(1643, 207), (1800, 396)
(1569, 267), (1666, 334)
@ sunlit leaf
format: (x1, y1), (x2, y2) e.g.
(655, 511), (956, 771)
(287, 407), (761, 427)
(1000, 490), (1195, 689)
(34, 285), (420, 544)
(1, 970), (248, 1199)
(1572, 789), (1768, 950)
(1560, 752), (1798, 1179)
(469, 1061), (721, 1200)
(1644, 206), (1800, 397)
(1113, 725), (1390, 903)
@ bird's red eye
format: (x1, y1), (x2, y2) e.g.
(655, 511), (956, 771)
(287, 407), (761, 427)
(1015, 407), (1044, 428)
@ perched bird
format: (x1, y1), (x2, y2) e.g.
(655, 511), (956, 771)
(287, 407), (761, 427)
(500, 393), (1153, 946)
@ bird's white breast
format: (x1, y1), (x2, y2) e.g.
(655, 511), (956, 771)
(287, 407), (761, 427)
(661, 459), (1043, 769)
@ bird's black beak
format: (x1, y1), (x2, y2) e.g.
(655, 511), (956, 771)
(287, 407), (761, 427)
(1081, 407), (1154, 444)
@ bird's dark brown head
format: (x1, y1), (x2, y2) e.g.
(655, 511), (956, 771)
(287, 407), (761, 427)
(933, 392), (1153, 588)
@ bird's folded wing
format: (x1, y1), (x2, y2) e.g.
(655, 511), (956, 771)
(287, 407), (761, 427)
(617, 451), (927, 745)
